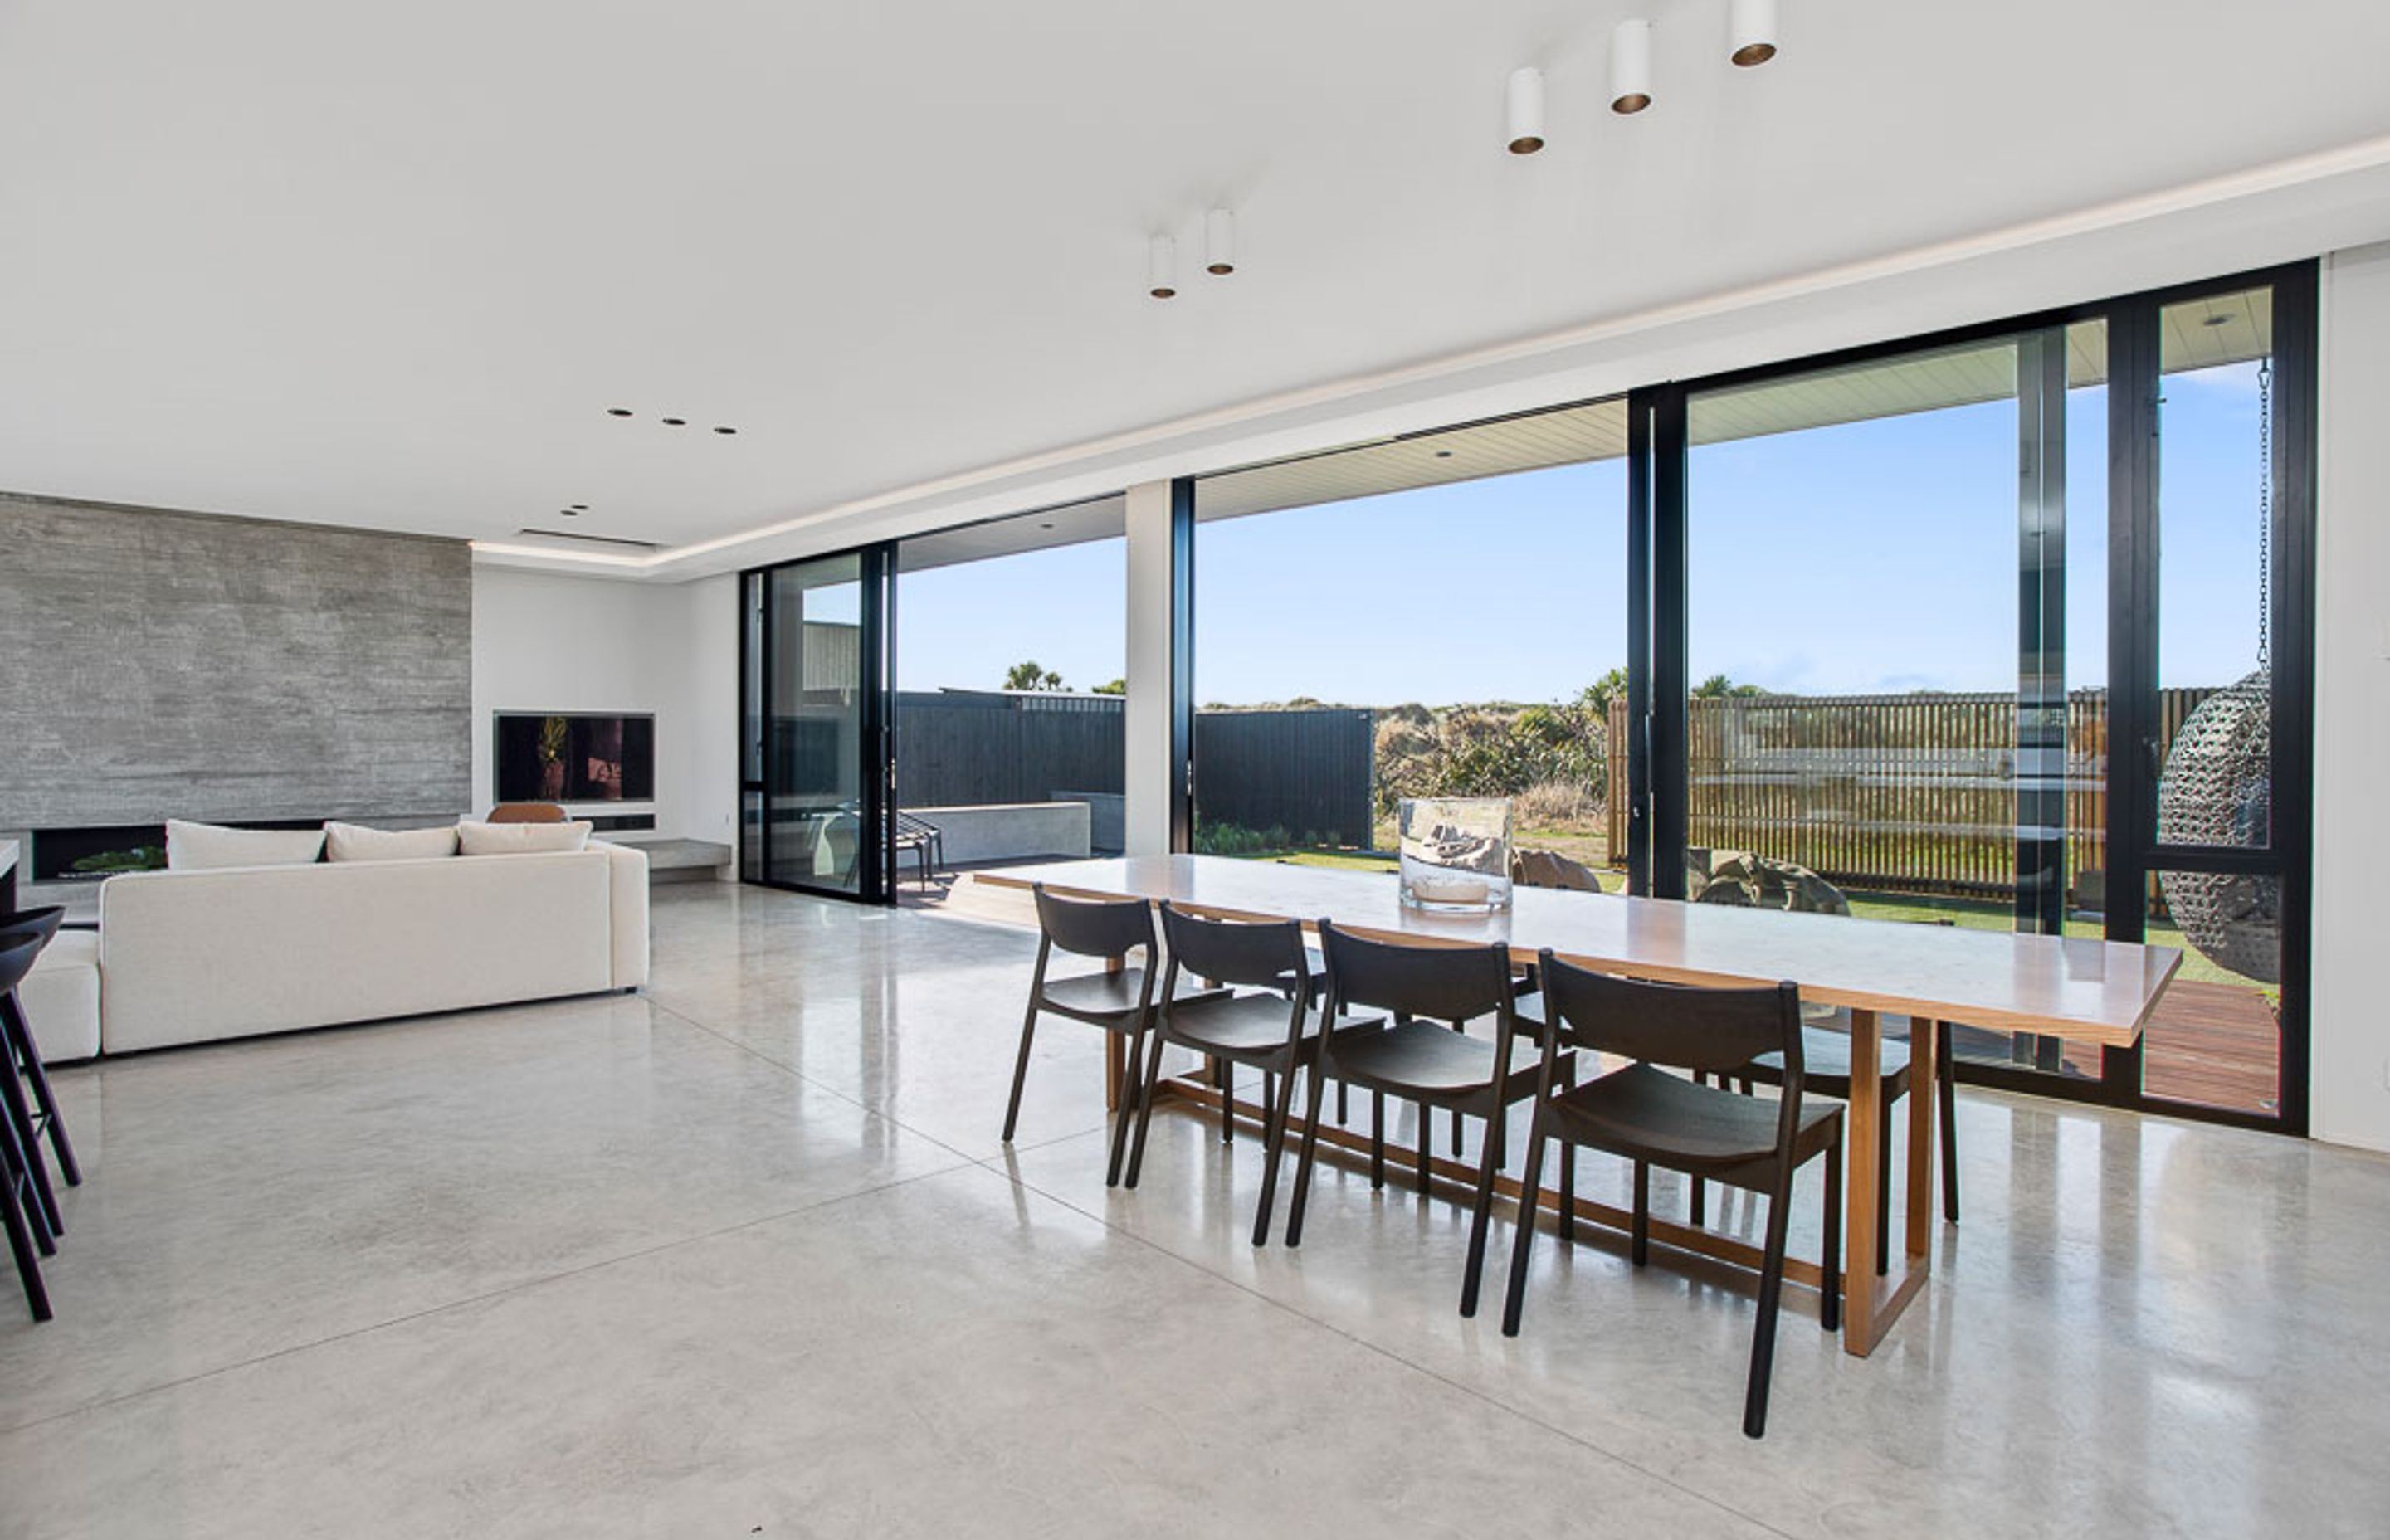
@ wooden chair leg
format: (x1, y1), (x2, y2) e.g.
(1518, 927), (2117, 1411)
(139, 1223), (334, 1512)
(1743, 1181), (1794, 1440)
(1631, 1161), (1651, 1267)
(1501, 1103), (1557, 1336)
(1284, 1061), (1334, 1247)
(1216, 1056), (1232, 1144)
(1458, 1109), (1507, 1318)
(1875, 1099), (1893, 1276)
(1123, 1026), (1173, 1188)
(1938, 1021), (1960, 1225)
(1105, 1026), (1147, 1187)
(999, 1001), (1040, 1144)
(1251, 1060), (1304, 1247)
(1820, 1136), (1843, 1334)
(1557, 1058), (1577, 1243)
(1416, 1101), (1433, 1195)
(1369, 1090), (1387, 1189)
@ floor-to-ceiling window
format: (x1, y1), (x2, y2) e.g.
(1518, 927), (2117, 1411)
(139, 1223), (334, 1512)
(1188, 401), (1628, 876)
(1631, 262), (2315, 1129)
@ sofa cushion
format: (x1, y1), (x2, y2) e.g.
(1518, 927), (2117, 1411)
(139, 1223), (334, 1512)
(457, 819), (593, 857)
(22, 929), (100, 1063)
(325, 821), (460, 863)
(166, 819), (326, 871)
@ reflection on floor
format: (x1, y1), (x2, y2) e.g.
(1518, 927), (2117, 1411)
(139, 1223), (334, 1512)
(1, 880), (2383, 1538)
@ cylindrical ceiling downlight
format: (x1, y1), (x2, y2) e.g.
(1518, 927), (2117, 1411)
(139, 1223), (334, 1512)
(1505, 67), (1546, 154)
(1205, 209), (1236, 275)
(1729, 0), (1778, 67)
(1610, 18), (1654, 114)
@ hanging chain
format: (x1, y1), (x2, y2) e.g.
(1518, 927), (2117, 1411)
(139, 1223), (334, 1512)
(2256, 355), (2273, 672)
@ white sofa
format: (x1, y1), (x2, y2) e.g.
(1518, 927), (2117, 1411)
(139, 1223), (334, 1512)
(87, 842), (648, 1055)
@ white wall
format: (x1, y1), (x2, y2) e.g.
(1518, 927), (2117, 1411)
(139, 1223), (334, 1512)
(2310, 241), (2390, 1152)
(471, 568), (736, 847)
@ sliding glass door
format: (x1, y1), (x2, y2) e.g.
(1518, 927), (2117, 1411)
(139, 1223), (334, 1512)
(1627, 262), (2315, 1131)
(739, 548), (895, 902)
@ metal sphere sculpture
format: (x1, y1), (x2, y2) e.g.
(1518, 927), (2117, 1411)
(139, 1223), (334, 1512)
(2156, 669), (2278, 983)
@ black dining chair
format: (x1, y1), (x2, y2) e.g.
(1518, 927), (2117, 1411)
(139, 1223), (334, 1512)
(0, 932), (53, 1322)
(0, 907), (79, 1248)
(1285, 924), (1553, 1318)
(1000, 885), (1220, 1185)
(1721, 1011), (1958, 1273)
(1500, 952), (1843, 1440)
(1123, 904), (1353, 1244)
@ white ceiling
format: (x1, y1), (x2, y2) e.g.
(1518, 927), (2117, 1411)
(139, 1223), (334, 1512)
(1, 1), (2386, 579)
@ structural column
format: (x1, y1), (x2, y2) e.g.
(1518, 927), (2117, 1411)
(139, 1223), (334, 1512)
(1122, 478), (1192, 856)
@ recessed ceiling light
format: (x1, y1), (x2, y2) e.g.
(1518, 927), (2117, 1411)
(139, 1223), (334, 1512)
(560, 508), (580, 517)
(607, 407), (632, 417)
(570, 504), (588, 511)
(1434, 450), (1455, 459)
(714, 426), (737, 435)
(1039, 522), (1055, 530)
(661, 417), (687, 427)
(2203, 314), (2231, 328)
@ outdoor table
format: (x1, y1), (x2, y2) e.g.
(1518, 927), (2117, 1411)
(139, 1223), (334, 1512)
(982, 854), (2183, 1356)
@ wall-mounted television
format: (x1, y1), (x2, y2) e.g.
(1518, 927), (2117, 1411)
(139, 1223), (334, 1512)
(493, 712), (655, 803)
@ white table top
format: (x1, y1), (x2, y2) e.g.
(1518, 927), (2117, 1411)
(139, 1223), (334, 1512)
(981, 855), (2182, 1047)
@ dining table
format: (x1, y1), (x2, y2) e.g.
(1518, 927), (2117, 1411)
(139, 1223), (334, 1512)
(980, 853), (2183, 1357)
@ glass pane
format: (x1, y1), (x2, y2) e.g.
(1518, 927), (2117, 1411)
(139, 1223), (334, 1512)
(2155, 285), (2275, 850)
(1688, 329), (2108, 1084)
(1190, 400), (1627, 880)
(766, 554), (865, 893)
(2143, 865), (2282, 1115)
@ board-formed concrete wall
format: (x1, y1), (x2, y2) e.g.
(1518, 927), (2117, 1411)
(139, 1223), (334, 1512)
(0, 493), (471, 829)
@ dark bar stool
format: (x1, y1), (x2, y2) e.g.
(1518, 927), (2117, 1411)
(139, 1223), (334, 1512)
(0, 907), (80, 1247)
(0, 931), (53, 1321)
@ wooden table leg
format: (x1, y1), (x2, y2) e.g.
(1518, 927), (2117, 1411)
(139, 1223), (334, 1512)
(1906, 1016), (1939, 1260)
(1842, 1008), (1883, 1354)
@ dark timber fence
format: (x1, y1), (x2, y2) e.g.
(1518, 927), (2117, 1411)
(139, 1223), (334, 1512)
(893, 693), (1377, 849)
(895, 692), (1124, 807)
(1193, 709), (1375, 846)
(1603, 687), (2217, 899)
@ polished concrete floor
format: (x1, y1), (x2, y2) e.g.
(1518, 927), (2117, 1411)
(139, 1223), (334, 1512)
(3, 882), (2388, 1538)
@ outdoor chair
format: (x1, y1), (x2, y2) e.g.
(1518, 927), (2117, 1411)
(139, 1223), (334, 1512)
(0, 931), (53, 1322)
(893, 811), (946, 889)
(1124, 904), (1354, 1244)
(1500, 953), (1842, 1439)
(1285, 924), (1552, 1318)
(1002, 885), (1222, 1185)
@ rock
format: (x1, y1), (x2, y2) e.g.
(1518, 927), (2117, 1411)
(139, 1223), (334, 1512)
(1511, 848), (1602, 893)
(1686, 847), (1850, 916)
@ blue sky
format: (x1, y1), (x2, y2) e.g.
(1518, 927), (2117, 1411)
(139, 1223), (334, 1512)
(895, 360), (2268, 705)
